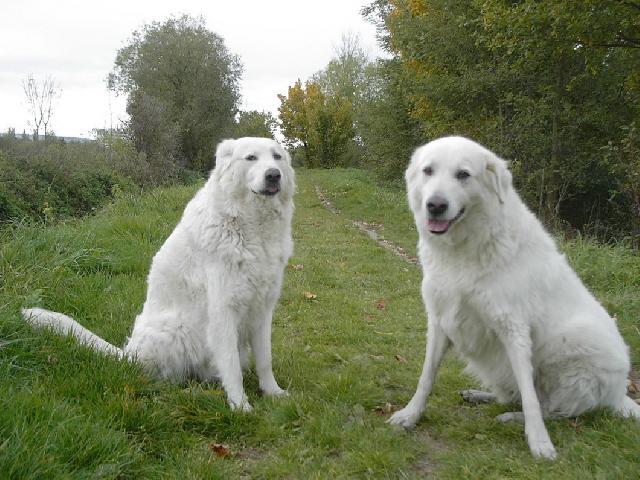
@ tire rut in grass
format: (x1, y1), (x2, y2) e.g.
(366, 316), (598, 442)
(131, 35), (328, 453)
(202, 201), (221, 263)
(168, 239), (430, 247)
(314, 185), (418, 266)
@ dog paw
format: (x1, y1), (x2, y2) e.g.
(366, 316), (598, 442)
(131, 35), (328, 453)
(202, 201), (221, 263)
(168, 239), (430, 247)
(228, 397), (253, 412)
(264, 387), (289, 397)
(495, 411), (525, 423)
(529, 439), (557, 460)
(387, 407), (421, 428)
(526, 425), (557, 460)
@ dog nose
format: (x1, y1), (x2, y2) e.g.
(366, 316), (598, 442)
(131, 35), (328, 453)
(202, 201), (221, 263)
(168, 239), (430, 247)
(265, 168), (281, 183)
(427, 195), (448, 216)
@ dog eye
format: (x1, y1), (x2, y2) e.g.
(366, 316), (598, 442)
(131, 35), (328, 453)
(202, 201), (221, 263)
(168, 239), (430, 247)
(245, 154), (258, 161)
(456, 170), (470, 180)
(423, 166), (433, 176)
(273, 153), (282, 160)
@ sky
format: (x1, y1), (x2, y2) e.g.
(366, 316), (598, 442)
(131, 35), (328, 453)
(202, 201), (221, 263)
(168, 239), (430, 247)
(0, 0), (383, 138)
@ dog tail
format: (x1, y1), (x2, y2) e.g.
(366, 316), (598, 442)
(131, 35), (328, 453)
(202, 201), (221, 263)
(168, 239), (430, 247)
(22, 307), (124, 358)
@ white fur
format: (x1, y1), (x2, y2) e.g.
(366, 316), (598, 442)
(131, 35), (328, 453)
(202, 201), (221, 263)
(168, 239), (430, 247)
(23, 137), (295, 412)
(388, 136), (638, 459)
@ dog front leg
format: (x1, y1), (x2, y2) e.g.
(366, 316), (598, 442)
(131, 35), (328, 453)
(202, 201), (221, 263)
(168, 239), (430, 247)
(208, 313), (252, 412)
(251, 313), (287, 397)
(502, 339), (557, 459)
(388, 322), (449, 428)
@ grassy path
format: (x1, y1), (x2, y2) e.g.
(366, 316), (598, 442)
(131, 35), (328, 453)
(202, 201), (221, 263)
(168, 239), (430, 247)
(0, 168), (638, 478)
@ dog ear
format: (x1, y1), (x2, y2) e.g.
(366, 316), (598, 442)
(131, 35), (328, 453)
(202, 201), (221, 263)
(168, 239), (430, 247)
(215, 139), (236, 162)
(405, 146), (426, 212)
(485, 154), (512, 204)
(279, 147), (296, 201)
(212, 139), (237, 176)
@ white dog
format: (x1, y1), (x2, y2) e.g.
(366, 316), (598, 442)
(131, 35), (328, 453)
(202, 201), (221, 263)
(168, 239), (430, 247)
(23, 137), (295, 412)
(388, 136), (639, 459)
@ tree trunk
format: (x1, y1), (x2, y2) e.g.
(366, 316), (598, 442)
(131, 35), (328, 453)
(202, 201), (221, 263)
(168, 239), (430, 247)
(545, 54), (566, 226)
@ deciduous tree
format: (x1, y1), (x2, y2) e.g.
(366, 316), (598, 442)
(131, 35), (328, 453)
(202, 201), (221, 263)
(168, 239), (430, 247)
(109, 15), (242, 172)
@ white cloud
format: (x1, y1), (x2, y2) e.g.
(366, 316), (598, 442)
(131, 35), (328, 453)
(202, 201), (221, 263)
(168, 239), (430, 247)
(0, 0), (382, 137)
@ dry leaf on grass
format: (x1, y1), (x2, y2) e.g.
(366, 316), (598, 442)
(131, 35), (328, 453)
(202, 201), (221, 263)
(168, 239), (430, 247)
(291, 264), (304, 271)
(372, 403), (399, 415)
(210, 443), (232, 458)
(375, 299), (386, 310)
(370, 354), (385, 361)
(569, 418), (582, 433)
(394, 354), (408, 363)
(303, 291), (317, 300)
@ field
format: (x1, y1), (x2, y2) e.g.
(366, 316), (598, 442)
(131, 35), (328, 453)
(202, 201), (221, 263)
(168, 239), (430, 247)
(1, 168), (638, 478)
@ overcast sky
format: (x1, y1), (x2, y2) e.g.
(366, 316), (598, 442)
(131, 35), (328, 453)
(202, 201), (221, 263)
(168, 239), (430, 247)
(0, 0), (383, 138)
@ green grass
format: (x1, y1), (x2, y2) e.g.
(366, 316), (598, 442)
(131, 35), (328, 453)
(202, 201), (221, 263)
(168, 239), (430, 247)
(1, 168), (638, 478)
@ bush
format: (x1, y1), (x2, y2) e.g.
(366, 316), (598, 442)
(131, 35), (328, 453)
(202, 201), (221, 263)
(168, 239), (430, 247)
(0, 135), (195, 224)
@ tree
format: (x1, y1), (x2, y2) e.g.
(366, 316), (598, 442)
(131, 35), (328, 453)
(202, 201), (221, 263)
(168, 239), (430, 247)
(313, 32), (369, 104)
(233, 110), (277, 139)
(23, 74), (61, 139)
(109, 15), (242, 172)
(278, 80), (354, 168)
(278, 34), (369, 168)
(355, 58), (421, 179)
(278, 80), (310, 157)
(360, 0), (640, 237)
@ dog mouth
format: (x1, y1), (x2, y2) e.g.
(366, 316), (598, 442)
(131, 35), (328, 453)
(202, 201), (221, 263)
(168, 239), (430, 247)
(427, 208), (465, 235)
(253, 185), (280, 196)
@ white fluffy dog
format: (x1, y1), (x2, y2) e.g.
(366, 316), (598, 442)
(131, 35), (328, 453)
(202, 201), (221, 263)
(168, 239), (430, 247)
(388, 136), (639, 459)
(23, 137), (295, 412)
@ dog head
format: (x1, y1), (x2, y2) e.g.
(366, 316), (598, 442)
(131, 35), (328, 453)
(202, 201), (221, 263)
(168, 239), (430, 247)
(405, 136), (512, 240)
(212, 137), (295, 202)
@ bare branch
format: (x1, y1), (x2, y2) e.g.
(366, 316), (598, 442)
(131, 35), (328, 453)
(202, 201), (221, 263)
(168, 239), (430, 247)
(22, 74), (61, 139)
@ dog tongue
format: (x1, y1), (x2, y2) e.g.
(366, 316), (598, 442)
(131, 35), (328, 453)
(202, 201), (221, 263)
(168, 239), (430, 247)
(428, 219), (450, 233)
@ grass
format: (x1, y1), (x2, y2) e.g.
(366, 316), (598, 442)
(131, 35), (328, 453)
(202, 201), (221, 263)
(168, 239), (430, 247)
(0, 168), (638, 478)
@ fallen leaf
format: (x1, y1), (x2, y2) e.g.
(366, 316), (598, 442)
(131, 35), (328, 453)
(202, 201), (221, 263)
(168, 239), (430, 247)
(569, 418), (582, 433)
(375, 299), (386, 310)
(303, 291), (317, 300)
(364, 315), (376, 322)
(291, 264), (304, 270)
(210, 443), (232, 458)
(370, 354), (385, 361)
(627, 378), (639, 395)
(394, 354), (408, 363)
(372, 402), (397, 415)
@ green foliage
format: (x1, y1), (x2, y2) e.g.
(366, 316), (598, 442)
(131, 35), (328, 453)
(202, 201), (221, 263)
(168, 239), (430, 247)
(232, 110), (277, 139)
(109, 15), (242, 172)
(0, 134), (195, 225)
(355, 58), (422, 180)
(278, 35), (371, 169)
(358, 0), (640, 240)
(278, 80), (355, 168)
